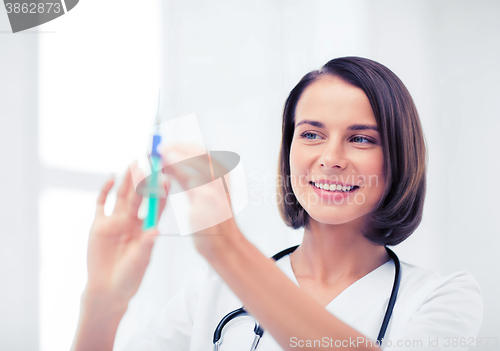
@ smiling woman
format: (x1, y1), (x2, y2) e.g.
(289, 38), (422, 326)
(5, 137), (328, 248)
(290, 76), (387, 241)
(277, 57), (426, 246)
(71, 57), (482, 351)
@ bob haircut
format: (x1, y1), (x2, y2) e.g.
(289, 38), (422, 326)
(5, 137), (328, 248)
(276, 56), (427, 246)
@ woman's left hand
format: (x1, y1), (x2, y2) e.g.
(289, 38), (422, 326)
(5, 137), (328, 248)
(159, 142), (243, 258)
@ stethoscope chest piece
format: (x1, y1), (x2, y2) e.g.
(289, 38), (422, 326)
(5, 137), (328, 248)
(213, 307), (264, 351)
(212, 245), (400, 350)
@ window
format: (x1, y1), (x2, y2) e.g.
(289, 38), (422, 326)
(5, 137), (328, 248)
(38, 1), (161, 350)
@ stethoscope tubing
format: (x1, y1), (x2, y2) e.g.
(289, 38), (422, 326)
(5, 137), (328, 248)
(377, 247), (401, 343)
(213, 245), (401, 350)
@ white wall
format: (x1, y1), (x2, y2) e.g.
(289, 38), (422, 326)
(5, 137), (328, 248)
(122, 0), (500, 348)
(365, 0), (500, 341)
(0, 9), (39, 351)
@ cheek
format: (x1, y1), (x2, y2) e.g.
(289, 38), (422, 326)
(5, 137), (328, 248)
(362, 152), (385, 190)
(289, 142), (300, 176)
(289, 143), (304, 192)
(373, 152), (385, 181)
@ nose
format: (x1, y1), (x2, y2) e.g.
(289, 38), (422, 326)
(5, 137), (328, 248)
(319, 139), (348, 169)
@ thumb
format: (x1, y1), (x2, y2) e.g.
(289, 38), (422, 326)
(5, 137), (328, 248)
(141, 228), (159, 247)
(136, 229), (159, 265)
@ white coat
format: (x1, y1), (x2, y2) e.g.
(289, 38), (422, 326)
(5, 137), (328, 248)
(121, 250), (483, 351)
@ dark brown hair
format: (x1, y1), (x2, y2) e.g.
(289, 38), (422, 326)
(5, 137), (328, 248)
(276, 56), (427, 246)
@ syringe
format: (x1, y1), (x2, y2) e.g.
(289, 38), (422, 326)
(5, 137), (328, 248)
(143, 89), (162, 230)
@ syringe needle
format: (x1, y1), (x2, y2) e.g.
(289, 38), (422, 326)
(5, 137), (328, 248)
(155, 88), (161, 129)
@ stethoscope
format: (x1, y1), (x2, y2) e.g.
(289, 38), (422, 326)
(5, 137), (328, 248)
(213, 245), (401, 351)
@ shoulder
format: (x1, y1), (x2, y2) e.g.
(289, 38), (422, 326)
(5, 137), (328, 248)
(388, 260), (483, 342)
(398, 261), (483, 303)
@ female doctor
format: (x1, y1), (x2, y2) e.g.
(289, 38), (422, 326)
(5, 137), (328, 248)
(70, 57), (483, 351)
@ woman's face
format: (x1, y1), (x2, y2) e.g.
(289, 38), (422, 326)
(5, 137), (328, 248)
(289, 75), (385, 227)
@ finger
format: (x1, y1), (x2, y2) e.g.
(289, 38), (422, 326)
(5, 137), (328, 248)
(127, 163), (145, 217)
(161, 143), (215, 191)
(141, 228), (159, 244)
(166, 149), (212, 174)
(162, 163), (194, 191)
(186, 154), (215, 180)
(175, 150), (228, 184)
(96, 176), (115, 217)
(226, 192), (235, 217)
(166, 156), (215, 189)
(208, 152), (229, 179)
(156, 178), (171, 220)
(127, 186), (143, 218)
(160, 142), (206, 161)
(114, 165), (133, 213)
(137, 229), (159, 263)
(160, 143), (212, 174)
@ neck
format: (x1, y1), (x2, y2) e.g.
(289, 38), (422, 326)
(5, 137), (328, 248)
(290, 217), (390, 285)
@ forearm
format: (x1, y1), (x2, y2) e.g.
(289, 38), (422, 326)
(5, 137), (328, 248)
(201, 232), (381, 351)
(70, 290), (128, 351)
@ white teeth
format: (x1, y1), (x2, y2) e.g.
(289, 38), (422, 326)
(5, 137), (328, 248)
(313, 182), (355, 192)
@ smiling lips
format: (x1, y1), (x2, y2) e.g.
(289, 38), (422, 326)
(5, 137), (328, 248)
(309, 181), (360, 200)
(310, 181), (359, 193)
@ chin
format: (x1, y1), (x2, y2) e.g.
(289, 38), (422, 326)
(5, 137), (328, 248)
(307, 212), (356, 226)
(305, 206), (371, 227)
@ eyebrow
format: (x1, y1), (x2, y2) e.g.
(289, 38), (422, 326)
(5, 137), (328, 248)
(295, 119), (379, 132)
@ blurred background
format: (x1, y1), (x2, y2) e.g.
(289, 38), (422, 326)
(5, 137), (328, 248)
(1, 0), (499, 350)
